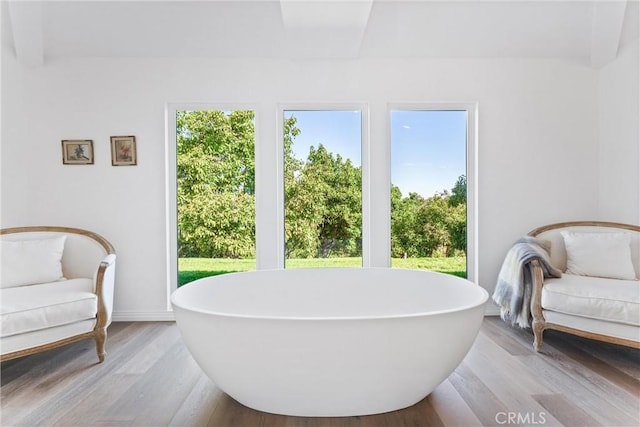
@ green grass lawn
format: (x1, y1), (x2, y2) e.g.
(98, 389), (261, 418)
(178, 257), (466, 286)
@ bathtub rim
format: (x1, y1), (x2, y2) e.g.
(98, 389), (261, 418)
(171, 267), (489, 322)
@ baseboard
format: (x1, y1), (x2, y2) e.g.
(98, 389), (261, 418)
(112, 306), (499, 321)
(484, 303), (500, 316)
(112, 311), (175, 322)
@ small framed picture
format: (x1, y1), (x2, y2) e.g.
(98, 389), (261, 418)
(110, 135), (137, 166)
(62, 140), (94, 165)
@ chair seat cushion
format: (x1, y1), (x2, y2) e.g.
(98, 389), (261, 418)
(542, 274), (640, 326)
(0, 278), (97, 338)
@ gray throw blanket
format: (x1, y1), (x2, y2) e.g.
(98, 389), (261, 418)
(492, 236), (562, 328)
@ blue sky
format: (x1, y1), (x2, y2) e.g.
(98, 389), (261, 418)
(284, 109), (466, 198)
(390, 110), (467, 197)
(285, 110), (362, 166)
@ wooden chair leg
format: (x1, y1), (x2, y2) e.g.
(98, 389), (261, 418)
(529, 260), (545, 352)
(95, 327), (107, 363)
(532, 320), (544, 352)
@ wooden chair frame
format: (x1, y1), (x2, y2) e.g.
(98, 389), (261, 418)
(0, 226), (116, 363)
(528, 221), (640, 351)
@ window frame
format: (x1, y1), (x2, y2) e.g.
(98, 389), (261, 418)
(277, 103), (370, 268)
(165, 101), (477, 311)
(387, 103), (478, 282)
(165, 103), (259, 305)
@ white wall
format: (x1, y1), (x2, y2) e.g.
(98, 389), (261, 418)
(1, 52), (600, 318)
(598, 40), (640, 224)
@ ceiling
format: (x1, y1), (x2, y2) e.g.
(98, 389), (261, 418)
(3, 0), (639, 67)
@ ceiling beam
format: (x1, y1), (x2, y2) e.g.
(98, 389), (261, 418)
(280, 0), (373, 29)
(7, 0), (44, 66)
(279, 0), (373, 58)
(590, 0), (628, 68)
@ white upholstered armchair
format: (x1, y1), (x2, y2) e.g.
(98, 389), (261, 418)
(529, 221), (639, 351)
(1, 226), (116, 362)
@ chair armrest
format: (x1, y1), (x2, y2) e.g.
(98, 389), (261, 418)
(95, 254), (116, 328)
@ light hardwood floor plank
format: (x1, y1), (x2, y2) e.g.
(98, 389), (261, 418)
(2, 318), (638, 427)
(457, 332), (563, 426)
(101, 336), (203, 426)
(480, 317), (534, 357)
(541, 332), (640, 396)
(50, 324), (182, 426)
(169, 375), (223, 427)
(483, 319), (639, 425)
(10, 323), (172, 427)
(447, 361), (510, 426)
(569, 336), (640, 380)
(534, 345), (638, 423)
(532, 393), (601, 427)
(428, 379), (482, 427)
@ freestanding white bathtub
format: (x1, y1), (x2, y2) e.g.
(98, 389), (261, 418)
(171, 268), (488, 417)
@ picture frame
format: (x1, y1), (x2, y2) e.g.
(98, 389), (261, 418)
(62, 140), (94, 165)
(110, 135), (137, 166)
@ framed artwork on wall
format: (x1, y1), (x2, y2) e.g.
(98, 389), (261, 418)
(110, 135), (137, 166)
(62, 140), (94, 165)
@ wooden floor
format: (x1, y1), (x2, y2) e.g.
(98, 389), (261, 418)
(1, 318), (638, 427)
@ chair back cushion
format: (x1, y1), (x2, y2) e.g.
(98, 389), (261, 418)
(532, 223), (639, 280)
(1, 229), (110, 283)
(1, 236), (66, 288)
(561, 231), (637, 280)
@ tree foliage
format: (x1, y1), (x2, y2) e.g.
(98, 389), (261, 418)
(177, 110), (257, 257)
(390, 182), (466, 258)
(285, 144), (362, 258)
(177, 110), (466, 259)
(450, 174), (467, 207)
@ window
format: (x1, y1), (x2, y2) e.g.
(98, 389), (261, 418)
(282, 109), (364, 269)
(390, 107), (475, 279)
(165, 102), (476, 303)
(173, 108), (256, 286)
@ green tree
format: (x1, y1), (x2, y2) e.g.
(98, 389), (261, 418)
(447, 174), (467, 254)
(447, 202), (467, 255)
(179, 191), (255, 258)
(177, 110), (257, 258)
(417, 194), (451, 256)
(177, 108), (466, 261)
(283, 115), (302, 189)
(285, 144), (362, 258)
(391, 190), (422, 258)
(450, 174), (466, 207)
(390, 175), (468, 258)
(177, 110), (255, 195)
